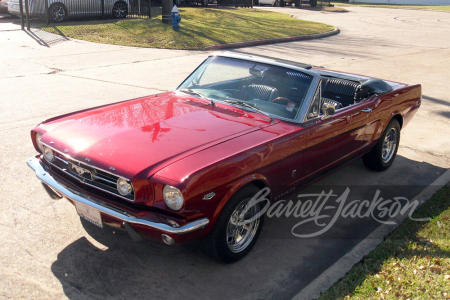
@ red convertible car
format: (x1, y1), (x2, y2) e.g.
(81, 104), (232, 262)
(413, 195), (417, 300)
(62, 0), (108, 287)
(28, 53), (421, 263)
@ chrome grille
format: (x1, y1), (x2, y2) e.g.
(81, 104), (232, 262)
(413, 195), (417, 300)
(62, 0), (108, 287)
(48, 150), (135, 201)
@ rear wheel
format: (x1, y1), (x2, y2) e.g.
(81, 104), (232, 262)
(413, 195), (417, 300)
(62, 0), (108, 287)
(203, 185), (264, 263)
(363, 119), (400, 171)
(49, 3), (67, 23)
(273, 0), (280, 6)
(112, 1), (128, 18)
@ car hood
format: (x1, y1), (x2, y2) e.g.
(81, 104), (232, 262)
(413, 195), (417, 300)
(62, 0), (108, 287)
(39, 92), (273, 179)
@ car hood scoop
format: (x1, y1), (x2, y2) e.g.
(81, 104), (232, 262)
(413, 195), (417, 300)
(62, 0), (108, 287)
(41, 92), (269, 179)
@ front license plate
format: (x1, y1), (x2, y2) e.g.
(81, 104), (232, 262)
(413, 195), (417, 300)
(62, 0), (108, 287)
(75, 202), (103, 228)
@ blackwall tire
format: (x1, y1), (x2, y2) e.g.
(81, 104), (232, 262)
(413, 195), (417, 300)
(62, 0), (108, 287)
(112, 1), (128, 18)
(49, 3), (67, 23)
(363, 119), (401, 171)
(202, 185), (265, 263)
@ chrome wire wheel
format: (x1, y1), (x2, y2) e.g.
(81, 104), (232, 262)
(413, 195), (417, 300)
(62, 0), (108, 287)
(226, 199), (260, 253)
(382, 127), (398, 163)
(112, 2), (127, 18)
(50, 4), (66, 23)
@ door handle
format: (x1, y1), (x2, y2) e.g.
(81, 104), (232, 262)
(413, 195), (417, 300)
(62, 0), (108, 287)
(361, 108), (372, 113)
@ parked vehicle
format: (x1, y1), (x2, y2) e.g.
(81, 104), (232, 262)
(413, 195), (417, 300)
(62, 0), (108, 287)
(28, 53), (421, 263)
(0, 0), (9, 14)
(301, 0), (317, 7)
(257, 0), (293, 6)
(175, 0), (208, 6)
(8, 0), (129, 22)
(258, 0), (281, 6)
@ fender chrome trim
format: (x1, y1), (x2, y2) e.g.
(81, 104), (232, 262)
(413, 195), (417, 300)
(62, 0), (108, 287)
(27, 156), (209, 234)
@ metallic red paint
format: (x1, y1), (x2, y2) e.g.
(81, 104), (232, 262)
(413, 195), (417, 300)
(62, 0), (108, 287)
(36, 92), (274, 192)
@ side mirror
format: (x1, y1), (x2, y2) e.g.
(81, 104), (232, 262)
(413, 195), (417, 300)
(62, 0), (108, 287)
(321, 103), (336, 120)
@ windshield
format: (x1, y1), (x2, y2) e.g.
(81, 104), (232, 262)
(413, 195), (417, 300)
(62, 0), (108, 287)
(177, 56), (314, 121)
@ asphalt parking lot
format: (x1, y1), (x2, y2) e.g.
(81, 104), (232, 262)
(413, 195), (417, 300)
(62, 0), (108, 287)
(0, 5), (449, 300)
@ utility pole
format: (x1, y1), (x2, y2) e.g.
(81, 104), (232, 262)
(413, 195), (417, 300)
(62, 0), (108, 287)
(19, 0), (24, 29)
(24, 0), (30, 30)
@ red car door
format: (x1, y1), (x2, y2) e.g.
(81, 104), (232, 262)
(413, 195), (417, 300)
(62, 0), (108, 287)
(299, 99), (376, 180)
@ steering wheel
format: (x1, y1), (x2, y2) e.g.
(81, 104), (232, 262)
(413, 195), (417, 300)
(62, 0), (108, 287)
(271, 97), (298, 109)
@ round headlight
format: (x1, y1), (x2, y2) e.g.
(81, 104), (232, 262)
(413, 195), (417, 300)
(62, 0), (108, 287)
(43, 146), (54, 162)
(117, 178), (132, 196)
(163, 185), (184, 211)
(35, 133), (45, 153)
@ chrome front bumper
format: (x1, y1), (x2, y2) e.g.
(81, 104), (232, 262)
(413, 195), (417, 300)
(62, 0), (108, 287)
(27, 156), (209, 235)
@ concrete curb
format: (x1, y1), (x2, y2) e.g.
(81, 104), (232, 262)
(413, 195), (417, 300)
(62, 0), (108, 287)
(292, 168), (450, 300)
(204, 27), (340, 51)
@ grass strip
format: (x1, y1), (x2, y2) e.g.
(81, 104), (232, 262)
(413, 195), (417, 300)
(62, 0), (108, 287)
(41, 7), (333, 50)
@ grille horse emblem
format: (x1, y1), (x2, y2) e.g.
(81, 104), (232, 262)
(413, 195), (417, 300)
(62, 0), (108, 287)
(68, 162), (93, 181)
(73, 165), (87, 176)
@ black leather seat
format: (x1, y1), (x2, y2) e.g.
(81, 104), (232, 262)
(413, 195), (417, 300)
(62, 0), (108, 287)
(321, 77), (361, 106)
(242, 84), (279, 102)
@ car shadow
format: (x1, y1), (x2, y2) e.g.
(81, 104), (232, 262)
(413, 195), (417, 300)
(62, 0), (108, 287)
(50, 155), (447, 300)
(422, 95), (450, 120)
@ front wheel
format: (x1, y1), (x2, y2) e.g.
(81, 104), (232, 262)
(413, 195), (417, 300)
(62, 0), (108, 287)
(363, 119), (400, 171)
(203, 185), (264, 263)
(112, 1), (128, 18)
(273, 0), (280, 6)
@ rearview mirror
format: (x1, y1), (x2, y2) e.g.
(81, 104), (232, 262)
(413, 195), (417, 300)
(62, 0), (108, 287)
(249, 67), (263, 77)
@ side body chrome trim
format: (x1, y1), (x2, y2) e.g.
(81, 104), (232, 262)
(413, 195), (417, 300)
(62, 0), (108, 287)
(27, 156), (210, 235)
